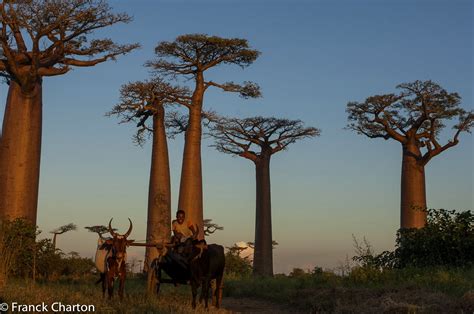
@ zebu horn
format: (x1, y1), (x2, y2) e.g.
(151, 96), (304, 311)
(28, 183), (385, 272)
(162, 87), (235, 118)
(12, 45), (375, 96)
(124, 218), (133, 238)
(108, 218), (117, 237)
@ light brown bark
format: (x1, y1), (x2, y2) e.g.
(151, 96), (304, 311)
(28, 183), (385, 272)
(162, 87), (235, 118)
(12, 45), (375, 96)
(52, 233), (57, 249)
(0, 80), (42, 225)
(145, 104), (171, 270)
(177, 73), (204, 239)
(400, 142), (427, 228)
(253, 152), (273, 276)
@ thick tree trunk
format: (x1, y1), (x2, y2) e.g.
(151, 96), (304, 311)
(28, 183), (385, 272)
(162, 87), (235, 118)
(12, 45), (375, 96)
(177, 74), (204, 239)
(400, 143), (427, 228)
(253, 154), (273, 277)
(52, 233), (57, 249)
(0, 80), (42, 225)
(145, 105), (171, 272)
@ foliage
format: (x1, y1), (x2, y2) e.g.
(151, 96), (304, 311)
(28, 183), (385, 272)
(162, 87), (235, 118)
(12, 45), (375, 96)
(35, 239), (63, 280)
(84, 225), (116, 236)
(0, 219), (37, 278)
(60, 255), (95, 279)
(203, 219), (223, 236)
(148, 34), (261, 90)
(0, 0), (139, 89)
(0, 219), (94, 281)
(106, 77), (190, 146)
(224, 245), (252, 279)
(395, 208), (473, 268)
(208, 115), (320, 162)
(0, 221), (20, 289)
(352, 209), (473, 269)
(288, 267), (306, 278)
(346, 80), (473, 165)
(50, 223), (77, 235)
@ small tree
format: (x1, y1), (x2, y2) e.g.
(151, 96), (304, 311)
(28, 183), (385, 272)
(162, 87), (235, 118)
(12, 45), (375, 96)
(209, 116), (319, 276)
(346, 81), (473, 228)
(50, 223), (77, 249)
(203, 219), (223, 237)
(147, 34), (261, 238)
(0, 218), (37, 278)
(224, 244), (252, 278)
(84, 225), (116, 237)
(0, 0), (139, 225)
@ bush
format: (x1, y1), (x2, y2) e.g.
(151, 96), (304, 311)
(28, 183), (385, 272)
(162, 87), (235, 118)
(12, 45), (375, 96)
(396, 208), (473, 268)
(0, 224), (17, 289)
(0, 219), (37, 278)
(61, 254), (95, 278)
(224, 245), (252, 279)
(0, 219), (94, 282)
(353, 208), (474, 269)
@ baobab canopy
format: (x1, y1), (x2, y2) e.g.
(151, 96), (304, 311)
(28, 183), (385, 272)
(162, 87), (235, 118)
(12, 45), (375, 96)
(346, 80), (473, 228)
(0, 0), (139, 225)
(0, 0), (139, 86)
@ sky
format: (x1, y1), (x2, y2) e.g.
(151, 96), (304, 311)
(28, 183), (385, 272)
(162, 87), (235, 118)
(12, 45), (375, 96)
(0, 0), (472, 273)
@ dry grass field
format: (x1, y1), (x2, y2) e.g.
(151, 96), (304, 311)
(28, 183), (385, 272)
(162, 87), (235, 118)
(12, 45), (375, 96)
(1, 268), (473, 313)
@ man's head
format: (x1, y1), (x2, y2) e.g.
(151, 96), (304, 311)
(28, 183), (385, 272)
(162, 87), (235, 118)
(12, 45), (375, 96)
(176, 210), (185, 224)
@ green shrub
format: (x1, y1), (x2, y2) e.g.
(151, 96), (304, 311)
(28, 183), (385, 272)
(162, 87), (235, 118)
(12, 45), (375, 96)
(224, 245), (252, 279)
(0, 219), (94, 282)
(353, 209), (474, 269)
(0, 218), (37, 278)
(396, 208), (473, 268)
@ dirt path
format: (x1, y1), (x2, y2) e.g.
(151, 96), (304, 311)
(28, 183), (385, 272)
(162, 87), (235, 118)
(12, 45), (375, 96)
(221, 297), (303, 313)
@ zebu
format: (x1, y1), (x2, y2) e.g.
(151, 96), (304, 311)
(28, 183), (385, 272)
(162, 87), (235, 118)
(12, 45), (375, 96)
(150, 237), (225, 309)
(98, 218), (134, 300)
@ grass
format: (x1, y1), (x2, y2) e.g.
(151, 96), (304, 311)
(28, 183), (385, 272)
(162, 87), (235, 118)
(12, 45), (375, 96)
(1, 276), (229, 314)
(1, 268), (473, 313)
(225, 267), (474, 313)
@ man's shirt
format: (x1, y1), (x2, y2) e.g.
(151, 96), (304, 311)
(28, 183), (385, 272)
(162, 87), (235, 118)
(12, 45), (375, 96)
(172, 219), (194, 240)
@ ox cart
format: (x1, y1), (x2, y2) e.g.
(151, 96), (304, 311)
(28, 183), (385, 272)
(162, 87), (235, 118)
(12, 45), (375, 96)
(128, 242), (190, 289)
(129, 241), (225, 308)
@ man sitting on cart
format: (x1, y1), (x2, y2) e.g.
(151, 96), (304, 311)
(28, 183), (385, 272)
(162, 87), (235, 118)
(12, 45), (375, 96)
(171, 210), (197, 253)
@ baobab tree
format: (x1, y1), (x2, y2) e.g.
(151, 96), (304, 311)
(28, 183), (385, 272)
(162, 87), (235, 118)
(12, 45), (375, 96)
(50, 223), (77, 249)
(209, 116), (319, 276)
(0, 0), (139, 225)
(203, 219), (223, 237)
(84, 225), (116, 237)
(147, 34), (261, 238)
(107, 78), (190, 270)
(346, 80), (473, 229)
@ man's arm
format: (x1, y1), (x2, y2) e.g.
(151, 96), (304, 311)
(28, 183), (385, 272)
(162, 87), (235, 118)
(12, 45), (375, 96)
(172, 220), (183, 240)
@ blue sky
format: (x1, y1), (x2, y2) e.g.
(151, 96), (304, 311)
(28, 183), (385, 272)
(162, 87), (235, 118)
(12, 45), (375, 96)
(1, 0), (472, 273)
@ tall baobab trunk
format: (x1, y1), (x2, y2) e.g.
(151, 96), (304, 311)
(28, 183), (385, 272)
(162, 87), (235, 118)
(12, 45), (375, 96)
(253, 153), (273, 276)
(400, 143), (427, 228)
(0, 80), (43, 226)
(177, 74), (204, 239)
(52, 233), (58, 249)
(145, 104), (171, 270)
